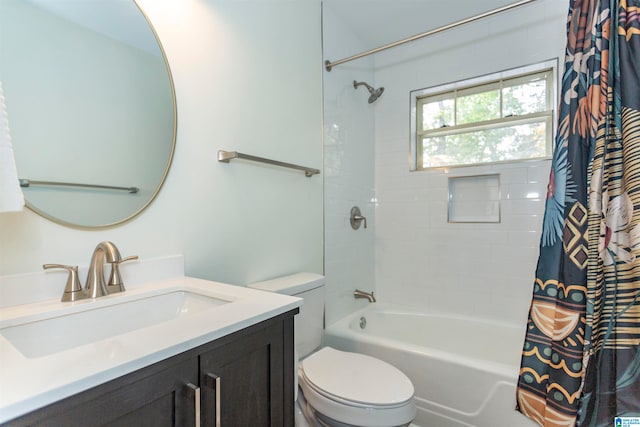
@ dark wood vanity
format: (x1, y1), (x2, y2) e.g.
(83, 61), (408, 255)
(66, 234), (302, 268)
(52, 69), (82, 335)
(3, 310), (297, 427)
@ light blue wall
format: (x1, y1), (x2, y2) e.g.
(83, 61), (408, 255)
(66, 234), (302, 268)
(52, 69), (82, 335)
(0, 0), (324, 286)
(1, 1), (173, 225)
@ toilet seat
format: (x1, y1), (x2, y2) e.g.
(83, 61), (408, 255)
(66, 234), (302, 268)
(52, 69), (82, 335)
(298, 347), (415, 427)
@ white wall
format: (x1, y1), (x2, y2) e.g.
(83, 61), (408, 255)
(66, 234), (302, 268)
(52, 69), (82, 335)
(322, 6), (377, 325)
(372, 0), (567, 324)
(0, 0), (323, 286)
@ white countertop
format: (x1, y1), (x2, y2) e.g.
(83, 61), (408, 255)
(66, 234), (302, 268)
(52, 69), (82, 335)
(0, 276), (301, 424)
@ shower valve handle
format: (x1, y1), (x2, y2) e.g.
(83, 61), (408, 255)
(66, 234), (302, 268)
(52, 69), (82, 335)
(353, 215), (367, 228)
(350, 206), (367, 230)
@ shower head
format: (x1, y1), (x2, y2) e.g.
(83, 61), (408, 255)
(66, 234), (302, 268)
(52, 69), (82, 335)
(353, 80), (384, 104)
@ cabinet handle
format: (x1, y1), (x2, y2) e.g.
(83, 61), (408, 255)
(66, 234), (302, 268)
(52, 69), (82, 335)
(205, 373), (221, 427)
(186, 383), (201, 427)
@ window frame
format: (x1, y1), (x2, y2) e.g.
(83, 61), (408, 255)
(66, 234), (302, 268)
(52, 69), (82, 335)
(410, 60), (558, 171)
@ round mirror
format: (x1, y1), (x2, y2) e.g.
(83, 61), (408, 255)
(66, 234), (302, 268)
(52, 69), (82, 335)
(0, 0), (176, 228)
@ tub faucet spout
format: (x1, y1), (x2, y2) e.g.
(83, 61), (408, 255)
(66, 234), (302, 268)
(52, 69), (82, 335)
(354, 289), (376, 303)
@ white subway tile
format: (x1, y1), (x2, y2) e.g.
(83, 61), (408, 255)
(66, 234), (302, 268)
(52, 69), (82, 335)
(507, 231), (543, 249)
(527, 164), (552, 184)
(504, 182), (546, 200)
(501, 198), (545, 216)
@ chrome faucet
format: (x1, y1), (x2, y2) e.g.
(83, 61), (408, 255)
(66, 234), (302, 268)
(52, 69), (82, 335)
(354, 289), (376, 303)
(85, 241), (138, 298)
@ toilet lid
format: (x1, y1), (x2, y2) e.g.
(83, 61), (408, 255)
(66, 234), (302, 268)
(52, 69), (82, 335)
(300, 347), (414, 407)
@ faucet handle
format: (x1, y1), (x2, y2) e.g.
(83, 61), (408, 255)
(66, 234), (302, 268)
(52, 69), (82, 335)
(107, 255), (139, 294)
(43, 264), (87, 302)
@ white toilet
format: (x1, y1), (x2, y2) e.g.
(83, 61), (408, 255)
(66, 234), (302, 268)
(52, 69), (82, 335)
(249, 273), (416, 427)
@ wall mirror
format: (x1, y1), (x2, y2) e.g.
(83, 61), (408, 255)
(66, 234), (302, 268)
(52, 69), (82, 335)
(0, 0), (176, 228)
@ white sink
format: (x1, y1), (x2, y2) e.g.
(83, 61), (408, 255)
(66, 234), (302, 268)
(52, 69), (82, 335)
(0, 290), (229, 358)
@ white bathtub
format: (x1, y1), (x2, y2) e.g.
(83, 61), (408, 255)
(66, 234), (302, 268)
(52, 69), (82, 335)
(323, 304), (538, 427)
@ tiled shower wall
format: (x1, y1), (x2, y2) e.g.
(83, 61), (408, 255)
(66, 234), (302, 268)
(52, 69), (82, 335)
(372, 0), (567, 325)
(323, 0), (569, 327)
(322, 7), (376, 325)
(374, 161), (551, 324)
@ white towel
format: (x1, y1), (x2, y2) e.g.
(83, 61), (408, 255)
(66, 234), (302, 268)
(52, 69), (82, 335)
(0, 80), (24, 213)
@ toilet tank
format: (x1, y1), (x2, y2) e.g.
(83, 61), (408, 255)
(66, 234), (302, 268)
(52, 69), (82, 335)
(248, 273), (325, 359)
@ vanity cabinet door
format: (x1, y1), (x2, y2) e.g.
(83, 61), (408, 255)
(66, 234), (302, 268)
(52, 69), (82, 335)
(100, 357), (199, 427)
(7, 356), (199, 427)
(199, 316), (294, 427)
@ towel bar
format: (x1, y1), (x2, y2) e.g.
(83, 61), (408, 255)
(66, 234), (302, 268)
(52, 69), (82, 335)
(217, 150), (320, 177)
(19, 179), (139, 193)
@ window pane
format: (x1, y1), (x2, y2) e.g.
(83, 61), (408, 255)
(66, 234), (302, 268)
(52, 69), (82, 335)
(502, 79), (547, 116)
(422, 121), (548, 168)
(421, 98), (454, 130)
(456, 89), (500, 124)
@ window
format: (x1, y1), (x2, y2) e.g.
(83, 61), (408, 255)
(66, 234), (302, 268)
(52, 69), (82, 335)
(411, 62), (555, 169)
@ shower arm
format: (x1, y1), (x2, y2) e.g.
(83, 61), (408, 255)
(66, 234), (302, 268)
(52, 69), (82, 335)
(353, 80), (384, 103)
(353, 81), (374, 92)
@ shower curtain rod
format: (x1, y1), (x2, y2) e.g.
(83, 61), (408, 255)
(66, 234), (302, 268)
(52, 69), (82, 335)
(324, 0), (537, 71)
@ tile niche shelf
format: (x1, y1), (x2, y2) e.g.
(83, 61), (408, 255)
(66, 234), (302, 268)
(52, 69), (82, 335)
(448, 174), (501, 223)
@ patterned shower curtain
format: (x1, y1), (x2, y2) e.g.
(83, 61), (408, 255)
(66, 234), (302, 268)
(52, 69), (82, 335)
(516, 0), (640, 426)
